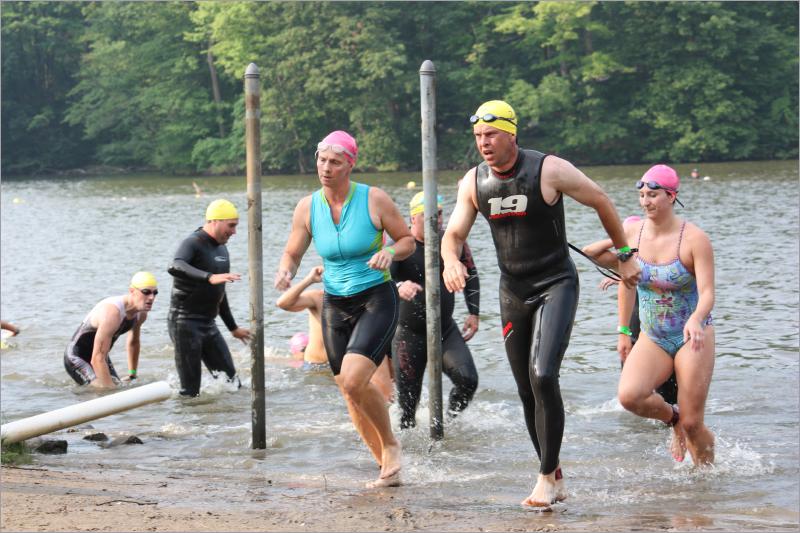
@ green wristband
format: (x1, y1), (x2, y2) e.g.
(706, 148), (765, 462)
(129, 369), (137, 376)
(617, 325), (632, 336)
(386, 247), (396, 256)
(616, 245), (631, 254)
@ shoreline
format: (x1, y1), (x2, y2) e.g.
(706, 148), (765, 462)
(1, 465), (573, 532)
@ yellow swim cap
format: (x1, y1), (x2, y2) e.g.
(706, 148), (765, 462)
(471, 100), (517, 136)
(409, 191), (443, 216)
(130, 271), (157, 289)
(205, 199), (239, 221)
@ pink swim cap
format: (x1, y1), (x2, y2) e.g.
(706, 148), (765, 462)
(289, 332), (309, 354)
(318, 130), (358, 166)
(641, 164), (680, 192)
(623, 215), (642, 225)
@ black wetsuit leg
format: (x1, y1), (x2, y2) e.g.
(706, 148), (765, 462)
(442, 324), (479, 417)
(393, 320), (479, 429)
(169, 316), (203, 396)
(169, 317), (237, 397)
(199, 323), (236, 379)
(500, 274), (578, 475)
(393, 324), (427, 429)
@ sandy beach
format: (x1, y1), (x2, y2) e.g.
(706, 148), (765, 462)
(2, 465), (581, 532)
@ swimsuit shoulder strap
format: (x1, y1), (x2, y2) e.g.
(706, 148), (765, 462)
(676, 220), (687, 258)
(636, 219), (646, 249)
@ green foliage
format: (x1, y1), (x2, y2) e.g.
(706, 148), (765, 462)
(1, 1), (797, 175)
(1, 441), (32, 465)
(1, 2), (92, 174)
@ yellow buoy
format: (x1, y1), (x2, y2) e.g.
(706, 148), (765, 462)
(406, 181), (416, 189)
(12, 198), (22, 204)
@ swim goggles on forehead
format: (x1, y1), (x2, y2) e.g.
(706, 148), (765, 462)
(469, 113), (517, 126)
(316, 142), (356, 161)
(636, 180), (684, 207)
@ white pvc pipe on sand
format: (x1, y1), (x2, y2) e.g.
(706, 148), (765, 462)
(1, 381), (172, 444)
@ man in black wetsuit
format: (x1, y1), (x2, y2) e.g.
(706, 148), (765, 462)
(391, 192), (480, 429)
(168, 199), (251, 397)
(442, 100), (640, 508)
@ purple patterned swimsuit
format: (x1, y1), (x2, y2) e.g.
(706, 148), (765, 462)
(636, 221), (712, 357)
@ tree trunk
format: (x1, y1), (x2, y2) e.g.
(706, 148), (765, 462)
(206, 41), (226, 138)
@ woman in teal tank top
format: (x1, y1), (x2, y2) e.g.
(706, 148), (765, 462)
(275, 130), (415, 488)
(616, 165), (716, 468)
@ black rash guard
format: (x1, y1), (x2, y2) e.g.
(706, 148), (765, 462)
(475, 149), (579, 475)
(168, 227), (237, 330)
(390, 240), (480, 428)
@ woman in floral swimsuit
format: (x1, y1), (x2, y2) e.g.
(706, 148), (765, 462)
(616, 164), (716, 467)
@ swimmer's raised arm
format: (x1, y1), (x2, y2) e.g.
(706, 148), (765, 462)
(276, 266), (324, 312)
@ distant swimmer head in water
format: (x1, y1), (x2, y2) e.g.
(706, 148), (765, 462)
(316, 130), (358, 167)
(636, 164), (684, 208)
(289, 332), (309, 359)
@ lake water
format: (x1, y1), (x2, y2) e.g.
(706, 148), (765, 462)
(1, 160), (798, 530)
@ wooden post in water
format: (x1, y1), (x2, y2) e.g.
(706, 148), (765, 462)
(419, 60), (443, 440)
(245, 63), (266, 449)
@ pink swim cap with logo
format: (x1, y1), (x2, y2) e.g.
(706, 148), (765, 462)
(289, 332), (309, 354)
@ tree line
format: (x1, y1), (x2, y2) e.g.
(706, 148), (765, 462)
(2, 1), (797, 176)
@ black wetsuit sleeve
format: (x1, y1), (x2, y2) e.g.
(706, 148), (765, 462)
(218, 293), (237, 331)
(168, 237), (212, 282)
(390, 258), (407, 282)
(461, 243), (480, 316)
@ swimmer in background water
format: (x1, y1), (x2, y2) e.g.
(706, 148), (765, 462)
(276, 265), (395, 402)
(1, 320), (20, 337)
(64, 272), (157, 388)
(1, 320), (21, 350)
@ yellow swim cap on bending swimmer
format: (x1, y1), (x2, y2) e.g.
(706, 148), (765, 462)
(130, 271), (158, 289)
(409, 191), (443, 217)
(471, 100), (517, 136)
(205, 199), (239, 221)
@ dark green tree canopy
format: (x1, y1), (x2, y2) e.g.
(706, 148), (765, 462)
(2, 1), (797, 176)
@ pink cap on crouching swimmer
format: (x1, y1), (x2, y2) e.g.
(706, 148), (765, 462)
(289, 332), (309, 354)
(623, 215), (642, 225)
(319, 130), (358, 166)
(641, 164), (680, 192)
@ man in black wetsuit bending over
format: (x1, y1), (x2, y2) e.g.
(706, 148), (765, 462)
(442, 100), (640, 508)
(391, 192), (480, 429)
(168, 199), (251, 397)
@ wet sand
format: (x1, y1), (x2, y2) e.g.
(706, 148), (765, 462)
(2, 465), (577, 532)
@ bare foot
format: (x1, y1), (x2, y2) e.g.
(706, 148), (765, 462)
(365, 470), (401, 488)
(521, 472), (557, 508)
(670, 424), (687, 462)
(380, 441), (402, 479)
